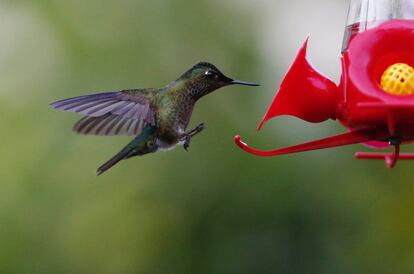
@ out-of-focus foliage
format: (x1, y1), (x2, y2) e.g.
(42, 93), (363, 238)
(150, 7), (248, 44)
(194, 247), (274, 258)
(1, 0), (414, 273)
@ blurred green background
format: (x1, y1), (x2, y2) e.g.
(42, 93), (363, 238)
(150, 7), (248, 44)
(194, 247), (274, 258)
(1, 0), (414, 273)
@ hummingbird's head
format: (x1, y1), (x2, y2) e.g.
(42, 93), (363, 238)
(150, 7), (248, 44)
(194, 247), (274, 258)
(177, 62), (259, 100)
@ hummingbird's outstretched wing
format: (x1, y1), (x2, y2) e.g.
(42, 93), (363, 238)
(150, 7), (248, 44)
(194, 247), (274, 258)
(50, 90), (156, 136)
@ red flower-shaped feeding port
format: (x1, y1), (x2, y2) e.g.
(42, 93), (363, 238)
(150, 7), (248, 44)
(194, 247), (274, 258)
(235, 19), (414, 168)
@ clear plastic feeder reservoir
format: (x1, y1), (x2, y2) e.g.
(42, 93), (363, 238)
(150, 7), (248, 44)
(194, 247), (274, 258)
(342, 0), (414, 53)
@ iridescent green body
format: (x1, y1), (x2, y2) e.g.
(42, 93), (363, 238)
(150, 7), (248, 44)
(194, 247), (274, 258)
(124, 63), (243, 150)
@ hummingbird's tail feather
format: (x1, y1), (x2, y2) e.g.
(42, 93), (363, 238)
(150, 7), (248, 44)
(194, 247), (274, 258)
(96, 125), (158, 176)
(96, 145), (135, 176)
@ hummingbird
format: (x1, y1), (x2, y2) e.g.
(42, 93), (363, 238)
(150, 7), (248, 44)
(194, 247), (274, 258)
(50, 62), (259, 175)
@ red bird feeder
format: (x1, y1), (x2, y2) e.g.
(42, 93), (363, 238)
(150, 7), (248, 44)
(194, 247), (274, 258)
(235, 0), (414, 168)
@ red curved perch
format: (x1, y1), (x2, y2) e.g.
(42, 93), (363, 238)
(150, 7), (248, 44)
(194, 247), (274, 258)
(356, 146), (414, 168)
(234, 127), (388, 157)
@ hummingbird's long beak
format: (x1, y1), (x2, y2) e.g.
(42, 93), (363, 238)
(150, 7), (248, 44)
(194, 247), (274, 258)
(230, 79), (260, 86)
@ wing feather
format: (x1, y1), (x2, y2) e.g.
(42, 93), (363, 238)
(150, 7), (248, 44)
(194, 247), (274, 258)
(50, 90), (156, 136)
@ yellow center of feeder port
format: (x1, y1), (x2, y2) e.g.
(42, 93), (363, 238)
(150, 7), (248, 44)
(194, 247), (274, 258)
(380, 63), (414, 95)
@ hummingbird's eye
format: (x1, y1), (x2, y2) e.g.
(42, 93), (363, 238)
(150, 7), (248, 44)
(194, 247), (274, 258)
(205, 70), (219, 79)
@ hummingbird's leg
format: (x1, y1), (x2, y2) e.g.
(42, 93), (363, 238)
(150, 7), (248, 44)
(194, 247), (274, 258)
(187, 123), (205, 137)
(182, 123), (205, 151)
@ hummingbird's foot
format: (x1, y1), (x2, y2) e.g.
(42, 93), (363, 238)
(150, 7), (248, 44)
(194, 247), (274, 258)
(183, 135), (191, 152)
(182, 123), (205, 152)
